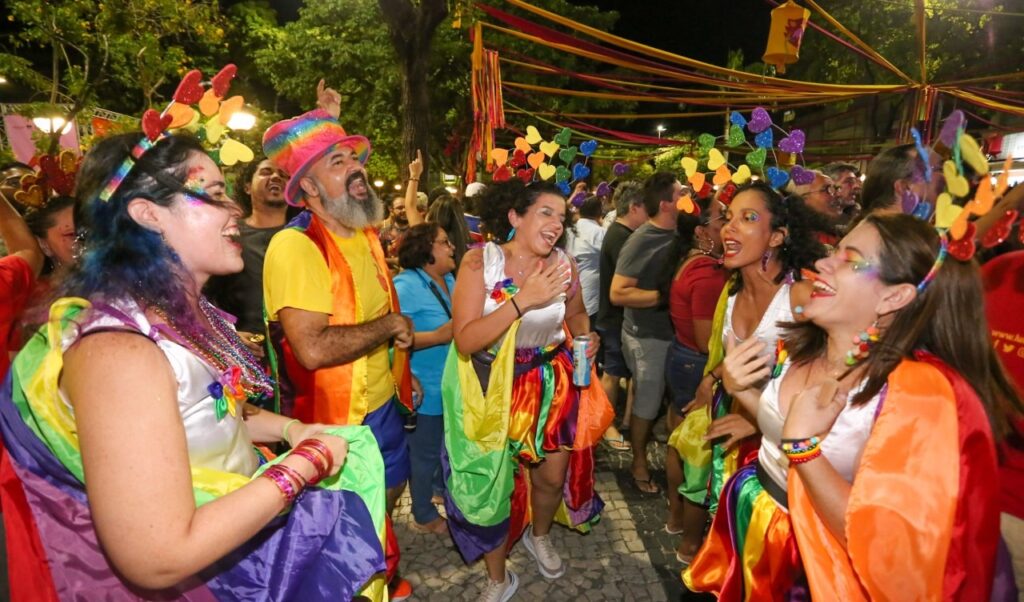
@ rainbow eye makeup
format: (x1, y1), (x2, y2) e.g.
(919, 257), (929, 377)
(841, 250), (876, 275)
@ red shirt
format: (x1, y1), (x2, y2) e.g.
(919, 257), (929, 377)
(1, 255), (35, 378)
(981, 250), (1024, 517)
(669, 256), (727, 350)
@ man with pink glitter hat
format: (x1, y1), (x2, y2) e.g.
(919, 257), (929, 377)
(261, 98), (419, 599)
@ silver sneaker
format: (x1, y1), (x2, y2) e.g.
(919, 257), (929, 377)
(481, 569), (519, 602)
(521, 526), (566, 579)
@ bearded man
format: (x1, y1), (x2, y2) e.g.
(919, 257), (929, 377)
(262, 108), (419, 521)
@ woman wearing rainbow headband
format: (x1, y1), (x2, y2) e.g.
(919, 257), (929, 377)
(687, 213), (1018, 600)
(441, 179), (613, 602)
(0, 132), (390, 600)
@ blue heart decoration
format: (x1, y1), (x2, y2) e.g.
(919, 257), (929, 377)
(579, 140), (598, 157)
(911, 201), (933, 221)
(755, 129), (774, 149)
(572, 163), (591, 182)
(766, 166), (790, 189)
(729, 111), (747, 128)
(556, 181), (571, 196)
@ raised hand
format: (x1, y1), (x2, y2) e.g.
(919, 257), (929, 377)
(409, 149), (423, 181)
(721, 332), (770, 394)
(316, 79), (342, 119)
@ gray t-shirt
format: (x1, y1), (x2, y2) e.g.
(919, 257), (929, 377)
(614, 222), (677, 340)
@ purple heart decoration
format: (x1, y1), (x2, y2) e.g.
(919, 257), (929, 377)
(730, 111), (747, 128)
(572, 163), (591, 181)
(778, 129), (806, 154)
(747, 107), (772, 133)
(570, 192), (587, 207)
(755, 129), (774, 149)
(900, 189), (921, 215)
(911, 200), (933, 221)
(939, 110), (965, 147)
(579, 140), (598, 157)
(613, 162), (629, 176)
(790, 165), (815, 185)
(556, 181), (571, 196)
(595, 182), (612, 197)
(766, 166), (790, 189)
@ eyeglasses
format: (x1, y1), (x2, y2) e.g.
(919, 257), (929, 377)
(434, 238), (454, 248)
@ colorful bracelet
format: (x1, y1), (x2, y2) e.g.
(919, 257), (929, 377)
(780, 436), (823, 464)
(274, 463), (307, 492)
(290, 447), (328, 485)
(296, 438), (335, 474)
(262, 465), (301, 504)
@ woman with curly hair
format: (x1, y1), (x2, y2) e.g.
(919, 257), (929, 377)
(441, 179), (612, 602)
(670, 182), (825, 573)
(0, 132), (390, 600)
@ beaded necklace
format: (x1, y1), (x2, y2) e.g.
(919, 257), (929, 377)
(152, 298), (274, 420)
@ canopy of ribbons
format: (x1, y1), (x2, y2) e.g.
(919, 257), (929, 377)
(466, 0), (1024, 180)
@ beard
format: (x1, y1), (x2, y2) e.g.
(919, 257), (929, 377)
(316, 174), (383, 230)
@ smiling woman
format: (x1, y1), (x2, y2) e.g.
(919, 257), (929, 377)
(0, 132), (390, 600)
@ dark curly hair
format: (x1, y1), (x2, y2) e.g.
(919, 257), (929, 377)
(397, 222), (443, 270)
(478, 180), (567, 243)
(23, 195), (77, 275)
(729, 180), (827, 294)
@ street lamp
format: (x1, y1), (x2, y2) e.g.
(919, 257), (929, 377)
(226, 110), (257, 131)
(393, 184), (402, 191)
(0, 76), (7, 84)
(373, 179), (385, 189)
(32, 116), (73, 135)
(656, 124), (666, 139)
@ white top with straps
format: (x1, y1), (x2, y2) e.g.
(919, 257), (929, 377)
(481, 241), (568, 349)
(757, 359), (881, 494)
(58, 299), (259, 477)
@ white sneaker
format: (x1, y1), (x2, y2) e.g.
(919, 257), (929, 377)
(481, 569), (519, 602)
(521, 526), (566, 579)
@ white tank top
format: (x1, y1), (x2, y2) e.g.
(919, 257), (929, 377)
(481, 242), (568, 349)
(757, 360), (881, 492)
(723, 283), (794, 391)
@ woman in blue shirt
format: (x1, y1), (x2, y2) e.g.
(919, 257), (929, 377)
(394, 222), (457, 534)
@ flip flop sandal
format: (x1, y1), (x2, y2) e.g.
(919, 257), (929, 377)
(602, 434), (632, 452)
(631, 476), (661, 495)
(663, 524), (684, 535)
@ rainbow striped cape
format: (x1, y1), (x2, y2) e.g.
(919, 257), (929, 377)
(0, 298), (389, 601)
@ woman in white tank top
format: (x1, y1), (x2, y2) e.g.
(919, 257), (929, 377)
(441, 180), (613, 602)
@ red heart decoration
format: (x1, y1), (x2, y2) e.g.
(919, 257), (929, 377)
(141, 109), (172, 142)
(982, 210), (1018, 249)
(38, 154), (74, 196)
(948, 222), (976, 261)
(492, 165), (512, 183)
(210, 64), (237, 98)
(516, 168), (535, 184)
(509, 149), (527, 169)
(173, 70), (205, 105)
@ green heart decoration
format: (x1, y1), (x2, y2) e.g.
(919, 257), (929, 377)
(553, 128), (572, 146)
(697, 133), (716, 153)
(745, 147), (767, 170)
(727, 124), (745, 147)
(559, 146), (578, 164)
(555, 165), (571, 183)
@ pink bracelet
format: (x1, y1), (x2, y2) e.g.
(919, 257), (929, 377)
(296, 439), (335, 473)
(262, 466), (300, 504)
(290, 448), (328, 485)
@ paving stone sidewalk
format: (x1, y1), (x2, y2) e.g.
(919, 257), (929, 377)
(396, 421), (715, 601)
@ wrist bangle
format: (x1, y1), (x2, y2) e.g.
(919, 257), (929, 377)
(290, 448), (328, 485)
(408, 177), (419, 182)
(282, 418), (300, 445)
(509, 295), (523, 318)
(296, 438), (335, 473)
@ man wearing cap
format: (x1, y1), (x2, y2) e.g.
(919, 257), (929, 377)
(262, 108), (418, 516)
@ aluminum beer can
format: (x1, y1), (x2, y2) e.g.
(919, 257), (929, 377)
(573, 335), (591, 387)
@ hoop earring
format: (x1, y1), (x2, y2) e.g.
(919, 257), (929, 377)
(698, 235), (714, 255)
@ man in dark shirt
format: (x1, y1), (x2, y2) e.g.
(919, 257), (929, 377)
(596, 181), (647, 451)
(206, 156), (289, 338)
(611, 172), (682, 493)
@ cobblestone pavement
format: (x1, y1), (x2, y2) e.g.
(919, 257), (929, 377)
(396, 419), (715, 601)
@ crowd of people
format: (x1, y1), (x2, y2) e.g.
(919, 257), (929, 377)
(0, 75), (1023, 602)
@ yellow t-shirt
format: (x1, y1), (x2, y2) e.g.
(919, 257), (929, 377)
(263, 227), (394, 412)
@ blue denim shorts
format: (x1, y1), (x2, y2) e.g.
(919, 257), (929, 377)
(665, 340), (709, 416)
(597, 325), (632, 379)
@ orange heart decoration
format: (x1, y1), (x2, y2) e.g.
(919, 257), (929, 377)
(14, 185), (45, 208)
(199, 89), (221, 117)
(490, 148), (509, 166)
(218, 96), (244, 126)
(677, 194), (695, 214)
(514, 137), (532, 153)
(166, 103), (196, 129)
(688, 171), (706, 191)
(527, 152), (545, 170)
(713, 164), (732, 187)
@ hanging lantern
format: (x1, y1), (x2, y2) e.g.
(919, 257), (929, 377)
(763, 0), (811, 74)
